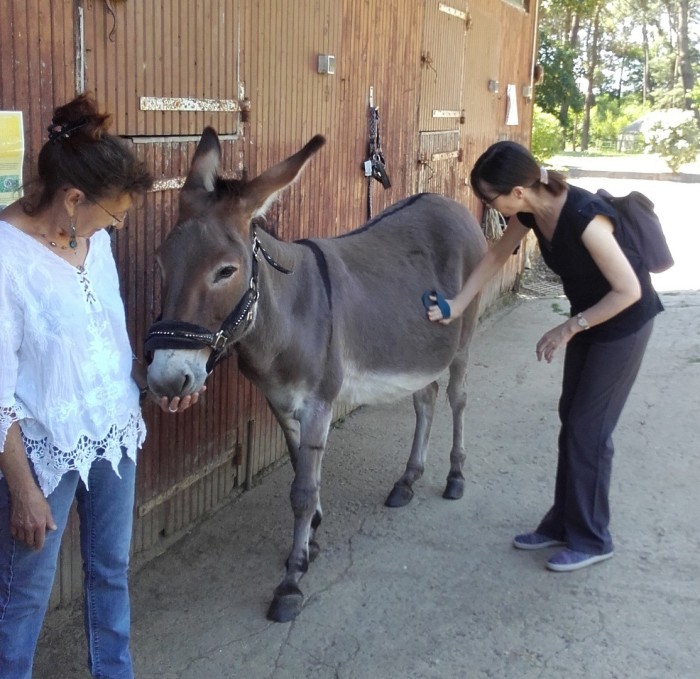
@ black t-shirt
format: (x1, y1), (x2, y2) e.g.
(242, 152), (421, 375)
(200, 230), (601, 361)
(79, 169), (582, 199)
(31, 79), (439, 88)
(517, 185), (663, 341)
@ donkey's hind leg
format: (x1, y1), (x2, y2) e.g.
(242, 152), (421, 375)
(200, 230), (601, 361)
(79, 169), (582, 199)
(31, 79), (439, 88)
(385, 380), (439, 508)
(443, 350), (469, 500)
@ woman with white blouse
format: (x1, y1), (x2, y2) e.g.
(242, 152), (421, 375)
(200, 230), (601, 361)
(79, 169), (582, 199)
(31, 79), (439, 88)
(0, 94), (203, 679)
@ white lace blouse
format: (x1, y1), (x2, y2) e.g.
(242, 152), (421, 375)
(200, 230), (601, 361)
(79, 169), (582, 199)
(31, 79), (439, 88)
(0, 220), (146, 497)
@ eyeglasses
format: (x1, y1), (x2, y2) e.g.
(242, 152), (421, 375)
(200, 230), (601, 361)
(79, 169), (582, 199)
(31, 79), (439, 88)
(481, 192), (502, 209)
(92, 199), (127, 227)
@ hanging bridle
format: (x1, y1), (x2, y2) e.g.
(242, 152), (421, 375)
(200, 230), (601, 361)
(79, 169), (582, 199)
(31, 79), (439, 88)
(144, 224), (292, 374)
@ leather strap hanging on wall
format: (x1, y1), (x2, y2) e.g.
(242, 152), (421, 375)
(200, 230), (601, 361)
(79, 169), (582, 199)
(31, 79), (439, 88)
(364, 105), (391, 219)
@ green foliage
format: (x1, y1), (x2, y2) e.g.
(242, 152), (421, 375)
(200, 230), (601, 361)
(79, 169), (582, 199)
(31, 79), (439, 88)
(653, 84), (691, 110)
(535, 31), (585, 122)
(588, 95), (649, 148)
(537, 0), (700, 152)
(642, 109), (700, 172)
(531, 106), (565, 162)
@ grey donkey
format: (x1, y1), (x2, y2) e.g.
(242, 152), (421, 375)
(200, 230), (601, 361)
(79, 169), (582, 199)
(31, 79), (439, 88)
(145, 128), (487, 622)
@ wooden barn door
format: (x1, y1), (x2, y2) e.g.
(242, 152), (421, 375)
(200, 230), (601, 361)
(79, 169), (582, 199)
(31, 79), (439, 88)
(417, 0), (470, 196)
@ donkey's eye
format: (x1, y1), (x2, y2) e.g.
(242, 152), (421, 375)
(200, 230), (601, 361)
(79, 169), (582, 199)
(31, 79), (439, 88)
(215, 265), (238, 282)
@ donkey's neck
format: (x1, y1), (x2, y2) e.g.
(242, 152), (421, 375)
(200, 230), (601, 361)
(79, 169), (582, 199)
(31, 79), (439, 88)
(252, 226), (296, 275)
(235, 228), (335, 391)
(236, 229), (313, 364)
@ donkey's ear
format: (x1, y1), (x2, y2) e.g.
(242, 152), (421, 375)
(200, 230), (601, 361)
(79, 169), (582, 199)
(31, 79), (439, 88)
(182, 127), (221, 193)
(241, 135), (325, 217)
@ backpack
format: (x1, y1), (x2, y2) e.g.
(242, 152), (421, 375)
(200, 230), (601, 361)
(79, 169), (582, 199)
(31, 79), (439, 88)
(595, 188), (675, 274)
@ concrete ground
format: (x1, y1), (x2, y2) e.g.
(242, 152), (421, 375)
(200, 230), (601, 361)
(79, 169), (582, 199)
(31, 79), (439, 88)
(549, 151), (700, 183)
(35, 166), (700, 679)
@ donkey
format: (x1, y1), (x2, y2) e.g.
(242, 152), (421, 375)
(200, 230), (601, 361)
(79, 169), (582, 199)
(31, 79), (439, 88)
(145, 128), (487, 622)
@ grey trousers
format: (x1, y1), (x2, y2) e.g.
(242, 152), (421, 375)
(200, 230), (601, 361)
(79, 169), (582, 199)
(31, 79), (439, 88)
(537, 319), (655, 554)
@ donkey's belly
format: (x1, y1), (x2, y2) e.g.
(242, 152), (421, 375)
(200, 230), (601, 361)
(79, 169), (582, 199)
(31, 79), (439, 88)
(336, 363), (441, 406)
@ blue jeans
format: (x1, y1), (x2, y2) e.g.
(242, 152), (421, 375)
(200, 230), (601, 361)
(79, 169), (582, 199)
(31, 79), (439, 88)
(0, 453), (136, 679)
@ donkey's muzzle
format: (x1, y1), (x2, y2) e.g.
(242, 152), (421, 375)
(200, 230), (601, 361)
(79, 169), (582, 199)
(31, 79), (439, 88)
(144, 320), (221, 359)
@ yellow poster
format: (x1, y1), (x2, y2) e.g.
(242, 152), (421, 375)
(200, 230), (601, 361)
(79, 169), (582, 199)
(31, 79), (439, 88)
(0, 111), (24, 209)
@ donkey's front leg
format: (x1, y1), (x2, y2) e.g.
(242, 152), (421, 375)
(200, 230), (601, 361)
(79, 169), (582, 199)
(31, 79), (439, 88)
(268, 404), (324, 563)
(267, 402), (332, 623)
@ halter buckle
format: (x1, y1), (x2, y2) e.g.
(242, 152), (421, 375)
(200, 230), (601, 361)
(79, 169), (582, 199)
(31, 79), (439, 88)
(211, 330), (229, 351)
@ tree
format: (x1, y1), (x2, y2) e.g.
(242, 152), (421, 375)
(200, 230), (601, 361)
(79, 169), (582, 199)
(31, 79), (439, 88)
(640, 1), (653, 103)
(535, 31), (584, 123)
(581, 2), (604, 150)
(677, 0), (696, 111)
(535, 0), (700, 151)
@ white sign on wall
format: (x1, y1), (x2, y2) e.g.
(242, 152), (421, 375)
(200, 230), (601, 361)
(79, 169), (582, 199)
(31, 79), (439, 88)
(505, 84), (519, 126)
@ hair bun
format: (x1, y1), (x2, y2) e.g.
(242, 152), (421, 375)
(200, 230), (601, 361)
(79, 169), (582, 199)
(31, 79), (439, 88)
(47, 117), (89, 143)
(48, 93), (111, 143)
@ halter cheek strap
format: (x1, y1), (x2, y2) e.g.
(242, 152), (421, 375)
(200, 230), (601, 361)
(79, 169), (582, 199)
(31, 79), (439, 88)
(144, 227), (291, 373)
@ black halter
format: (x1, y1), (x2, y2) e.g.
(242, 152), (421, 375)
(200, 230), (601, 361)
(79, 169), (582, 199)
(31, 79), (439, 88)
(144, 226), (292, 373)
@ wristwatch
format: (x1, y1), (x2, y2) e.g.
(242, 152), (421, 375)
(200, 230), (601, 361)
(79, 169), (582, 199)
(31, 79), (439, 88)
(576, 313), (590, 331)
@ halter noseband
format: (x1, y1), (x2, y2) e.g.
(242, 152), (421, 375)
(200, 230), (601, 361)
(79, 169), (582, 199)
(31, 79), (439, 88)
(144, 226), (291, 373)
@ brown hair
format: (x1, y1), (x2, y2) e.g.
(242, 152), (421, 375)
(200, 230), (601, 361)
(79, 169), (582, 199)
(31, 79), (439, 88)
(470, 141), (567, 203)
(22, 93), (152, 214)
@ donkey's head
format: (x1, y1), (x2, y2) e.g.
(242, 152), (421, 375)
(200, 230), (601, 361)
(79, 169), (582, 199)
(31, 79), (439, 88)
(146, 128), (325, 399)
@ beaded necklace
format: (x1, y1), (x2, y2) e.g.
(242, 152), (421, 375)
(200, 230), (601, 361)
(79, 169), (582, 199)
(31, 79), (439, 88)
(39, 223), (78, 254)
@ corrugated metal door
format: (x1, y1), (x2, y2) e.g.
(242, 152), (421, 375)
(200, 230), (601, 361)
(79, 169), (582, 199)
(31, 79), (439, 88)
(417, 0), (469, 195)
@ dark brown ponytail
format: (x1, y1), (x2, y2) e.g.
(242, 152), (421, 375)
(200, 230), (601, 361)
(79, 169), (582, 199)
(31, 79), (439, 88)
(470, 141), (566, 203)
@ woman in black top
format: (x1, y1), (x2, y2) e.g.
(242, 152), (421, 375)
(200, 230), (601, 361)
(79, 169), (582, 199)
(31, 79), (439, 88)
(427, 141), (662, 572)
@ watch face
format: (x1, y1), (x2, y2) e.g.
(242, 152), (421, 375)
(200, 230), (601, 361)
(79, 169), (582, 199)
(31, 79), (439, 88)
(578, 315), (589, 329)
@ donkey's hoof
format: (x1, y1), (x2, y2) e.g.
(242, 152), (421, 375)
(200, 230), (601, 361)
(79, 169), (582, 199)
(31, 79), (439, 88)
(266, 585), (304, 623)
(385, 483), (414, 508)
(309, 539), (321, 562)
(442, 477), (465, 500)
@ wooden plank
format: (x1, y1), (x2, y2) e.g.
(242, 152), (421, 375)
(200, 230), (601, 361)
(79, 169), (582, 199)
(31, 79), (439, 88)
(0, 1), (16, 106)
(432, 150), (461, 161)
(138, 452), (235, 517)
(139, 96), (245, 112)
(439, 2), (468, 20)
(49, 0), (71, 106)
(12, 0), (31, 169)
(163, 0), (174, 132)
(148, 0), (160, 135)
(38, 0), (54, 146)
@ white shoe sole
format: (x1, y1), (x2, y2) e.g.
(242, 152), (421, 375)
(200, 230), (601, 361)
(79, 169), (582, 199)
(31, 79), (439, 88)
(546, 550), (614, 572)
(513, 537), (566, 551)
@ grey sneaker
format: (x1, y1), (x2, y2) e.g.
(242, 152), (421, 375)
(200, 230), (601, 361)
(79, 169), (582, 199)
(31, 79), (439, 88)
(546, 549), (614, 572)
(513, 532), (566, 551)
